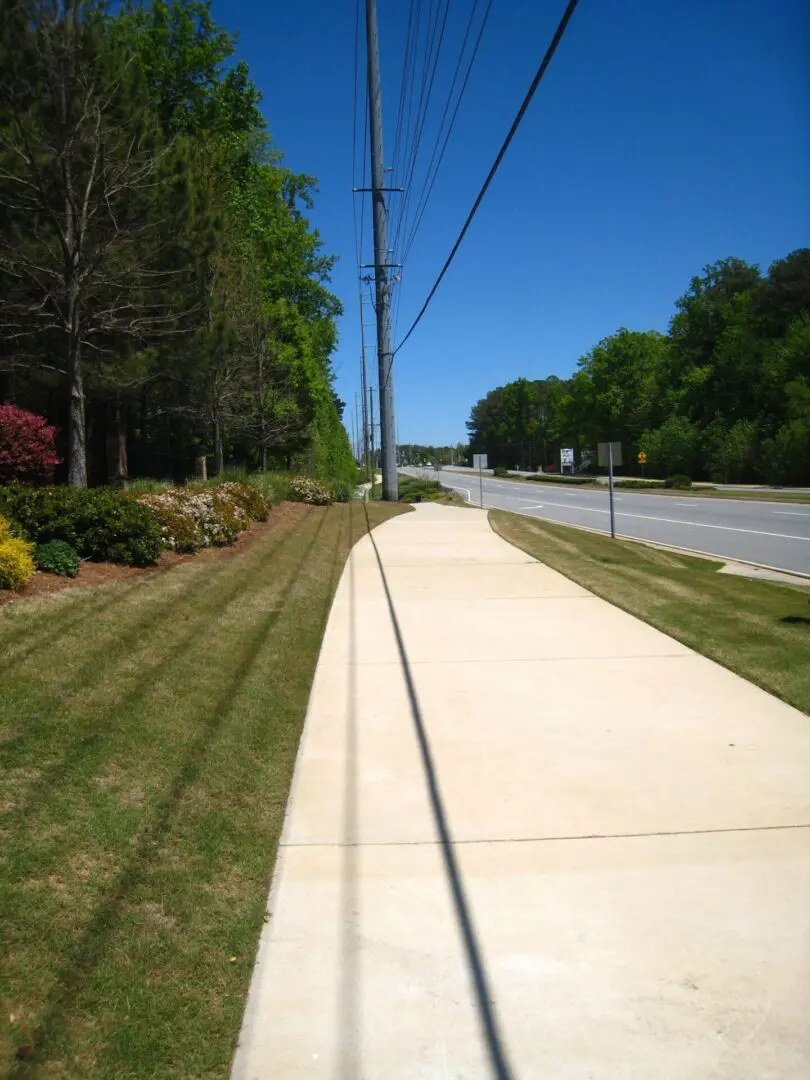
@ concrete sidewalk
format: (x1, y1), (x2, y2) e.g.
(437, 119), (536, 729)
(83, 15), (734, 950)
(231, 504), (810, 1080)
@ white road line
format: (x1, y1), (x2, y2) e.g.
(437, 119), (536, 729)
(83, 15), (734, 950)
(675, 502), (698, 507)
(508, 498), (810, 542)
(442, 483), (472, 502)
(772, 511), (810, 517)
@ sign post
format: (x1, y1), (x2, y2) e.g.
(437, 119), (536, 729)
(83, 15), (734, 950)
(473, 453), (487, 507)
(637, 450), (647, 479)
(598, 441), (622, 539)
(560, 447), (575, 475)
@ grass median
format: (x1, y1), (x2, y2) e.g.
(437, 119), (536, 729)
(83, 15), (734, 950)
(1, 500), (406, 1079)
(489, 510), (810, 715)
(484, 473), (810, 502)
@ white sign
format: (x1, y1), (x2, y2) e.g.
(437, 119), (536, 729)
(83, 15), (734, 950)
(561, 448), (574, 466)
(473, 454), (488, 471)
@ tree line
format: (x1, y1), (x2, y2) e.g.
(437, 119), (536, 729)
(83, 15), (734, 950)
(398, 443), (466, 467)
(0, 0), (354, 491)
(466, 250), (810, 484)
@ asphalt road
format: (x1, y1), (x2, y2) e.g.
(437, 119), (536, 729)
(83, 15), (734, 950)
(402, 467), (810, 576)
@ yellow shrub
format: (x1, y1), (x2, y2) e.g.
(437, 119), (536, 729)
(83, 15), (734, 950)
(0, 517), (36, 590)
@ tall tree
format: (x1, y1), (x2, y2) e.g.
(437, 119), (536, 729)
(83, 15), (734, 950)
(0, 0), (192, 485)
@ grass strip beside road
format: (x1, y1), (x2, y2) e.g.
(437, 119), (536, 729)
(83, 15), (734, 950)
(0, 500), (406, 1079)
(489, 510), (810, 716)
(482, 472), (810, 502)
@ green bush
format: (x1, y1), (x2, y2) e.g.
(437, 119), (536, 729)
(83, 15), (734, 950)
(124, 478), (174, 494)
(492, 465), (509, 477)
(664, 474), (693, 490)
(34, 539), (81, 577)
(0, 515), (36, 589)
(614, 479), (666, 489)
(0, 486), (162, 566)
(525, 474), (592, 485)
(246, 472), (292, 505)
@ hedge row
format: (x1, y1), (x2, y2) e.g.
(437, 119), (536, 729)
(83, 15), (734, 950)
(0, 486), (162, 566)
(524, 474), (594, 485)
(0, 473), (340, 585)
(0, 481), (271, 570)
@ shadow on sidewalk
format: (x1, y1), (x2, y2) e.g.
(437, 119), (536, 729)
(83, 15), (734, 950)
(346, 505), (516, 1080)
(337, 540), (361, 1079)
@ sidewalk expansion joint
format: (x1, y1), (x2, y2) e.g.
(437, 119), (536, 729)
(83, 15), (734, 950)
(280, 822), (810, 849)
(334, 652), (693, 666)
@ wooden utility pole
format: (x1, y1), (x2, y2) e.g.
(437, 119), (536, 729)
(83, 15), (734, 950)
(365, 0), (398, 499)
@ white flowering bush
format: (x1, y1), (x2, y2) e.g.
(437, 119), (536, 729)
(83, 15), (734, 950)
(286, 476), (334, 505)
(136, 482), (268, 553)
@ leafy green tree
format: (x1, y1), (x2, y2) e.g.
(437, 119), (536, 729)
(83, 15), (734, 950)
(639, 416), (700, 477)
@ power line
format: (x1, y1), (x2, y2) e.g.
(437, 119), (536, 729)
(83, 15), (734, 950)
(400, 0), (493, 266)
(392, 0), (452, 258)
(394, 0), (581, 355)
(392, 0), (427, 240)
(390, 0), (419, 189)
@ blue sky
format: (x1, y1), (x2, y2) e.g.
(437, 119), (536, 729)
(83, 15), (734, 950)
(218, 0), (809, 446)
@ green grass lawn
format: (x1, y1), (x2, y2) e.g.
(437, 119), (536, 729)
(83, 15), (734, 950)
(611, 485), (810, 503)
(489, 510), (810, 715)
(680, 488), (810, 503)
(488, 473), (810, 502)
(0, 500), (406, 1079)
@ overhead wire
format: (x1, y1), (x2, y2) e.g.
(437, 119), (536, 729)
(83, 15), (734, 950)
(390, 0), (492, 357)
(392, 0), (427, 245)
(393, 0), (582, 355)
(399, 0), (493, 266)
(390, 0), (418, 194)
(391, 0), (452, 260)
(389, 0), (437, 252)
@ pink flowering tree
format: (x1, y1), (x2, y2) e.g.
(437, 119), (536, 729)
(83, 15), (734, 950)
(0, 405), (61, 485)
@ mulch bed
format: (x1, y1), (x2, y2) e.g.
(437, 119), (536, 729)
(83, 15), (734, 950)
(0, 501), (309, 609)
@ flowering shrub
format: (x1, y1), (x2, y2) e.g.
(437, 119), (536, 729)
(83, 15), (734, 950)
(286, 476), (334, 506)
(219, 481), (269, 523)
(0, 515), (36, 590)
(0, 405), (61, 486)
(136, 482), (268, 553)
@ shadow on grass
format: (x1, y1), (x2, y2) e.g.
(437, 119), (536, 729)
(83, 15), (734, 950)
(1, 507), (301, 682)
(361, 504), (515, 1080)
(0, 576), (152, 673)
(2, 513), (309, 789)
(8, 511), (331, 1077)
(781, 615), (810, 626)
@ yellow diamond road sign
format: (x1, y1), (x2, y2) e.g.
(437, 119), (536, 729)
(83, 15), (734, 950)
(638, 451), (647, 464)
